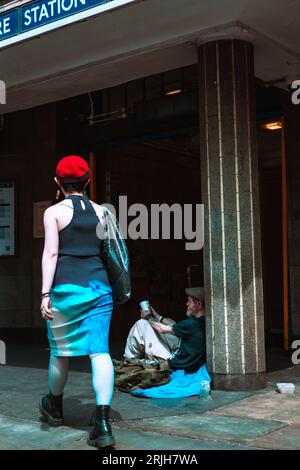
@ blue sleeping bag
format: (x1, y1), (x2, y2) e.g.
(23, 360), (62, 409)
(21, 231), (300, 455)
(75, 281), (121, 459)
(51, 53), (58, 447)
(131, 364), (211, 399)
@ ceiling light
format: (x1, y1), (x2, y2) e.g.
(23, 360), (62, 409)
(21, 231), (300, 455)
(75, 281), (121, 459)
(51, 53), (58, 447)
(165, 88), (182, 96)
(261, 121), (283, 131)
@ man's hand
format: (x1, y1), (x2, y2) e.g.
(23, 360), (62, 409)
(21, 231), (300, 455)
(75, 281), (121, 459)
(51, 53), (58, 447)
(149, 306), (160, 320)
(140, 309), (151, 319)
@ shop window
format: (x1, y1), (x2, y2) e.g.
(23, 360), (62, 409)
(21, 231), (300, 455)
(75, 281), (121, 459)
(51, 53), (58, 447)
(110, 85), (126, 112)
(183, 65), (198, 90)
(145, 74), (163, 100)
(126, 80), (144, 112)
(163, 69), (183, 95)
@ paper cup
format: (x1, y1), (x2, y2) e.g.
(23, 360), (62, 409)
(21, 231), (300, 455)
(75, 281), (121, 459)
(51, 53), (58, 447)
(139, 300), (150, 311)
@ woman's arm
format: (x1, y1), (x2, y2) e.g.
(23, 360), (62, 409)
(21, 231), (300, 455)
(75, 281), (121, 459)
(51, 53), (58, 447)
(41, 207), (59, 294)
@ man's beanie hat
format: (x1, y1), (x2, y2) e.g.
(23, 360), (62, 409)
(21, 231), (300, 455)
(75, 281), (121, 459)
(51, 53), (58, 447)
(185, 287), (204, 303)
(56, 155), (90, 183)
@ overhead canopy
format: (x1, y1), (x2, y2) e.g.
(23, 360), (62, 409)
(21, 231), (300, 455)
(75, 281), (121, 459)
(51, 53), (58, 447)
(0, 0), (299, 113)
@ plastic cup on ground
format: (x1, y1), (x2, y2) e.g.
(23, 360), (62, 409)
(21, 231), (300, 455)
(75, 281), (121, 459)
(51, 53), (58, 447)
(276, 383), (295, 394)
(199, 381), (212, 399)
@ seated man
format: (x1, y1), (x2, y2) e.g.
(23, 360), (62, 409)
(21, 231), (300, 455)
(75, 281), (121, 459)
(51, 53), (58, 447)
(124, 287), (206, 373)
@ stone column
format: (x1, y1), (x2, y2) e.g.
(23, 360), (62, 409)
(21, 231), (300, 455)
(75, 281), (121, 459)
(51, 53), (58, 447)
(198, 38), (266, 390)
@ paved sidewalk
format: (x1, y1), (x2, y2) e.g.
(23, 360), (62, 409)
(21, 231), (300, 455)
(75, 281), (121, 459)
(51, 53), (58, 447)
(0, 352), (299, 450)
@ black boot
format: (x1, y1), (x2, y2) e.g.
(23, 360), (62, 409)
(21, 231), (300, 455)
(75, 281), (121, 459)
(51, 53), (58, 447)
(39, 392), (64, 427)
(87, 405), (115, 449)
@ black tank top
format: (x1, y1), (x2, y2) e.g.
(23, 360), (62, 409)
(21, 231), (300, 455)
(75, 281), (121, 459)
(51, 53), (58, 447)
(52, 194), (110, 288)
(58, 194), (102, 255)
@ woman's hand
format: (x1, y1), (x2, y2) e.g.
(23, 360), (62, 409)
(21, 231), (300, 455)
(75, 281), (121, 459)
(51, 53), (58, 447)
(40, 296), (53, 321)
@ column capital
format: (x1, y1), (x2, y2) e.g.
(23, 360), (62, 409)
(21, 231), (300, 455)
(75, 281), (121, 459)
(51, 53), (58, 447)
(196, 22), (255, 47)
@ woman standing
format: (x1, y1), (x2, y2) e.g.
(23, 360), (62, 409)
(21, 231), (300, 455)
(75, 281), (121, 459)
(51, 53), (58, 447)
(39, 155), (130, 449)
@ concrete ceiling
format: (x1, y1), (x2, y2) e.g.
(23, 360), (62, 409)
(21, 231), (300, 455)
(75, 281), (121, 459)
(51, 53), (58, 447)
(1, 0), (300, 113)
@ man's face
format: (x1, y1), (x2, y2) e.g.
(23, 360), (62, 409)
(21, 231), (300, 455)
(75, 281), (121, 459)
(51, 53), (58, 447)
(186, 296), (201, 317)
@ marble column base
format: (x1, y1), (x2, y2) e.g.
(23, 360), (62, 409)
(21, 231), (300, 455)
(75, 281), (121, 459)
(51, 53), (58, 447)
(211, 372), (266, 391)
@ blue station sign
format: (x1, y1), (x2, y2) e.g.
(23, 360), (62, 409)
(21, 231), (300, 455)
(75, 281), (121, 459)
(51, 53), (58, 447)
(0, 0), (116, 42)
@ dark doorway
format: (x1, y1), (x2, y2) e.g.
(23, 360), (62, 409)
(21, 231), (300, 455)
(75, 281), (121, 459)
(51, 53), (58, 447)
(258, 126), (284, 348)
(94, 133), (203, 344)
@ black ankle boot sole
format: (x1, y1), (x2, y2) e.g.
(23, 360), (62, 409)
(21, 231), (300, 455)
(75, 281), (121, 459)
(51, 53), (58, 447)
(39, 399), (64, 427)
(87, 434), (116, 449)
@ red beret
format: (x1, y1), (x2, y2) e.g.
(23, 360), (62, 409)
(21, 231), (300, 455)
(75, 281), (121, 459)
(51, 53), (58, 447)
(56, 155), (90, 183)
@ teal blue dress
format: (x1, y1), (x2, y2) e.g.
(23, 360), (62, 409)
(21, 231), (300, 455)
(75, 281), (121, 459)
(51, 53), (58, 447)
(47, 194), (113, 357)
